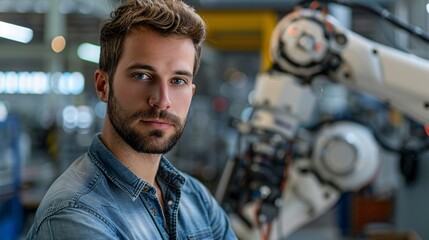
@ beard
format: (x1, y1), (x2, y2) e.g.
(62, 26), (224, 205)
(107, 90), (186, 154)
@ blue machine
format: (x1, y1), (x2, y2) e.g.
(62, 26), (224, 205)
(0, 116), (22, 240)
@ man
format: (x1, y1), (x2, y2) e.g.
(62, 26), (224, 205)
(26, 0), (237, 239)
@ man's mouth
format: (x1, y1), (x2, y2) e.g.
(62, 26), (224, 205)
(140, 119), (173, 130)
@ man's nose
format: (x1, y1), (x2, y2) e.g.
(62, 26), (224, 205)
(148, 82), (172, 110)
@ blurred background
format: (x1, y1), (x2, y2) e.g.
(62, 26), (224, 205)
(1, 0), (429, 239)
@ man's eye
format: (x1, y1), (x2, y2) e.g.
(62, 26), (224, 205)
(171, 78), (186, 85)
(134, 73), (149, 80)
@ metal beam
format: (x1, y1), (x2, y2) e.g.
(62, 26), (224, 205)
(0, 0), (117, 19)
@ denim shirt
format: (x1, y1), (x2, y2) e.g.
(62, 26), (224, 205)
(26, 135), (237, 240)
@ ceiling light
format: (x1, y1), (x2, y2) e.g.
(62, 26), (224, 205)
(77, 43), (100, 63)
(0, 20), (33, 43)
(51, 35), (67, 53)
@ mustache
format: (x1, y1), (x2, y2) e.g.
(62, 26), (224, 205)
(128, 108), (182, 126)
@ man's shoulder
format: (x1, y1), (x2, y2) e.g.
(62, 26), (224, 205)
(180, 171), (205, 189)
(179, 171), (215, 201)
(34, 153), (108, 222)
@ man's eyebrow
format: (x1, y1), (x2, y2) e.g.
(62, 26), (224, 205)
(175, 70), (193, 78)
(126, 63), (155, 72)
(126, 63), (193, 78)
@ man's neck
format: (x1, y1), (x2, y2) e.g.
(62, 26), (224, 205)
(100, 130), (161, 186)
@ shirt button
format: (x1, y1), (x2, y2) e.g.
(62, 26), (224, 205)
(167, 200), (173, 206)
(143, 186), (149, 191)
(152, 209), (156, 216)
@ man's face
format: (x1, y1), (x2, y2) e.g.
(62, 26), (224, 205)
(107, 27), (196, 154)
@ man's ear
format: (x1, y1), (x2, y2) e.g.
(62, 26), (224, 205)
(94, 69), (109, 102)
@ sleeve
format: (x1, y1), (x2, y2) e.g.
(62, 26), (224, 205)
(196, 180), (238, 240)
(207, 191), (238, 239)
(26, 207), (120, 240)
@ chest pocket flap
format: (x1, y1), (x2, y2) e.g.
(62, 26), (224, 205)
(187, 229), (212, 239)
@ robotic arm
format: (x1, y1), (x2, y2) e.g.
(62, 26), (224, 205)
(217, 2), (429, 239)
(268, 4), (429, 124)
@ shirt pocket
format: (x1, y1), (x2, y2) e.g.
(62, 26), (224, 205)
(187, 229), (212, 240)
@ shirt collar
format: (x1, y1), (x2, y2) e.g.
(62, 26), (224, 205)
(158, 156), (186, 188)
(88, 134), (185, 201)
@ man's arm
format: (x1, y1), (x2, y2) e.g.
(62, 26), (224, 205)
(199, 182), (238, 239)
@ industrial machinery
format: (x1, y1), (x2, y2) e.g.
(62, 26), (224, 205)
(216, 1), (429, 239)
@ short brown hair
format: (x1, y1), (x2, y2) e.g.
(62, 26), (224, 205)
(99, 0), (206, 79)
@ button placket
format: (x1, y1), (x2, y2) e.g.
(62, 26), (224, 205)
(140, 185), (168, 235)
